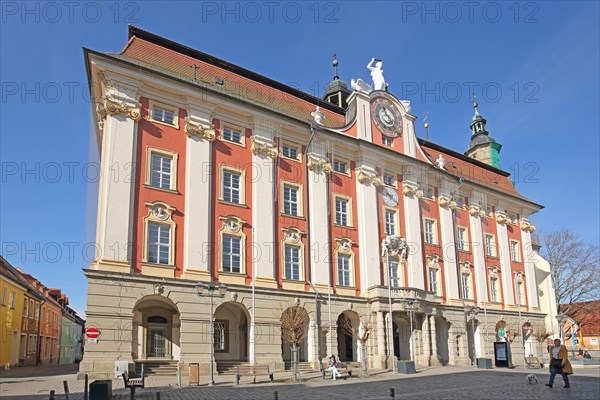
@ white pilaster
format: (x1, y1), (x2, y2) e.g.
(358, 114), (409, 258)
(376, 311), (386, 357)
(519, 219), (539, 308)
(307, 153), (331, 288)
(183, 106), (215, 279)
(496, 212), (515, 305)
(438, 195), (459, 299)
(355, 164), (382, 290)
(468, 205), (487, 303)
(347, 91), (373, 142)
(402, 181), (425, 289)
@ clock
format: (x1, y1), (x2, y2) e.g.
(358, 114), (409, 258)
(382, 187), (399, 207)
(371, 96), (403, 138)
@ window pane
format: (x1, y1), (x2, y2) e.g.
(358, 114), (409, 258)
(223, 128), (241, 143)
(223, 171), (241, 203)
(338, 254), (351, 286)
(147, 223), (170, 264)
(223, 235), (241, 273)
(150, 153), (172, 189)
(335, 198), (348, 226)
(284, 245), (301, 280)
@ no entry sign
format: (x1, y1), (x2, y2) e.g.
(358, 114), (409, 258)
(85, 327), (100, 339)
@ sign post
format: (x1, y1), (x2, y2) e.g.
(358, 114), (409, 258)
(85, 327), (100, 344)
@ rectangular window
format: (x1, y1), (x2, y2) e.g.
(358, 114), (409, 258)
(457, 228), (467, 251)
(382, 137), (393, 146)
(456, 197), (466, 208)
(338, 254), (351, 286)
(461, 273), (470, 299)
(223, 170), (241, 204)
(429, 268), (438, 294)
(150, 152), (173, 190)
(214, 321), (226, 351)
(333, 160), (347, 174)
(423, 186), (434, 199)
(485, 234), (495, 257)
(510, 241), (520, 262)
(29, 299), (34, 317)
(23, 299), (28, 315)
(9, 291), (15, 309)
(490, 278), (498, 302)
(284, 245), (301, 281)
(507, 213), (518, 224)
(282, 145), (298, 160)
(424, 219), (436, 244)
(389, 259), (400, 287)
(223, 127), (242, 143)
(0, 287), (6, 306)
(385, 209), (396, 236)
(222, 235), (242, 273)
(516, 281), (524, 305)
(335, 197), (349, 226)
(383, 174), (394, 186)
(147, 222), (171, 264)
(283, 185), (299, 216)
(152, 107), (175, 125)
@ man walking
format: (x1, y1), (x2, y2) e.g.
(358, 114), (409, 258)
(546, 338), (573, 388)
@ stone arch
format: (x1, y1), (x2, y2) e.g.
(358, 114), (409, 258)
(337, 310), (359, 362)
(213, 301), (250, 362)
(132, 295), (180, 361)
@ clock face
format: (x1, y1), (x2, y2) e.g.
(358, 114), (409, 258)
(371, 96), (403, 138)
(382, 187), (399, 207)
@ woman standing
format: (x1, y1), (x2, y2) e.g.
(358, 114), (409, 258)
(546, 338), (573, 388)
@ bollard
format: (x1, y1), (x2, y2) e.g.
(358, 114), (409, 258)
(63, 381), (70, 400)
(84, 374), (88, 400)
(273, 391), (278, 400)
(49, 390), (55, 400)
(389, 388), (395, 399)
(156, 392), (161, 400)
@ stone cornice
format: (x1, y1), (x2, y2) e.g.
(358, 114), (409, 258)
(184, 117), (216, 141)
(251, 135), (278, 159)
(307, 153), (332, 173)
(356, 166), (382, 187)
(402, 181), (423, 198)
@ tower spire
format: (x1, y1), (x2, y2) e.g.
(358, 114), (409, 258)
(333, 52), (339, 80)
(465, 97), (502, 168)
(323, 52), (350, 109)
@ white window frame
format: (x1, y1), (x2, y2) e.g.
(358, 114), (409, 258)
(429, 266), (439, 295)
(461, 272), (471, 299)
(145, 147), (178, 192)
(146, 222), (171, 265)
(383, 173), (395, 187)
(218, 215), (247, 275)
(384, 208), (397, 236)
(142, 201), (176, 266)
(220, 165), (246, 205)
(335, 237), (355, 288)
(281, 143), (300, 161)
(284, 244), (302, 281)
(333, 159), (349, 175)
(222, 127), (243, 144)
(485, 234), (496, 257)
(337, 254), (352, 287)
(422, 186), (435, 200)
(281, 181), (303, 217)
(424, 218), (437, 245)
(214, 320), (227, 352)
(222, 234), (242, 273)
(334, 195), (352, 227)
(456, 227), (469, 251)
(490, 277), (499, 303)
(9, 291), (16, 309)
(388, 257), (402, 288)
(510, 240), (521, 262)
(148, 100), (179, 128)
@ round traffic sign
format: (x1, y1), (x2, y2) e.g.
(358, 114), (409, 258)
(85, 327), (100, 339)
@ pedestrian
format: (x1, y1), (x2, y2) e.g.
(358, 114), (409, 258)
(546, 338), (573, 389)
(328, 355), (341, 380)
(583, 351), (592, 359)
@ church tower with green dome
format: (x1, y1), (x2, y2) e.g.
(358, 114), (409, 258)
(465, 98), (502, 169)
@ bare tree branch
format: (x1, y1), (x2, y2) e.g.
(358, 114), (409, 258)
(280, 306), (310, 347)
(539, 229), (600, 318)
(339, 312), (371, 344)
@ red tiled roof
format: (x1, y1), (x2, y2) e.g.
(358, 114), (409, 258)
(114, 27), (345, 128)
(560, 301), (600, 335)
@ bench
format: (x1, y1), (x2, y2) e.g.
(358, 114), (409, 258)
(525, 356), (543, 369)
(122, 368), (145, 400)
(236, 365), (274, 384)
(322, 362), (352, 380)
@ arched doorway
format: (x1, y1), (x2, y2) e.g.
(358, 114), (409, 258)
(280, 306), (310, 365)
(393, 317), (411, 361)
(467, 319), (480, 363)
(132, 296), (180, 360)
(436, 317), (450, 365)
(213, 302), (249, 362)
(337, 312), (358, 362)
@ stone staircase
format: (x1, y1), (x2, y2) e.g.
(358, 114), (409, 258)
(284, 361), (315, 371)
(135, 360), (178, 376)
(217, 361), (250, 374)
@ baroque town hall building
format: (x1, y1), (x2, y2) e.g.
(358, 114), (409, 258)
(80, 26), (549, 378)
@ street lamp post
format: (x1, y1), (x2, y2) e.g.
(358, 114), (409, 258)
(466, 306), (480, 366)
(196, 282), (227, 386)
(402, 299), (420, 362)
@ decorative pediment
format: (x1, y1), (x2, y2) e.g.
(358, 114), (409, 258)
(356, 166), (382, 187)
(184, 117), (216, 141)
(251, 136), (278, 159)
(145, 201), (176, 223)
(381, 235), (408, 259)
(514, 270), (525, 282)
(488, 265), (499, 278)
(219, 215), (246, 233)
(426, 254), (440, 268)
(402, 181), (423, 198)
(335, 237), (355, 254)
(460, 261), (472, 272)
(307, 153), (332, 173)
(282, 227), (304, 244)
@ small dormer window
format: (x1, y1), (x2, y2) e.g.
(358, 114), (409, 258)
(152, 107), (175, 125)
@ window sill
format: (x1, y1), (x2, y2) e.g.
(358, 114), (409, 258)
(486, 254), (499, 259)
(333, 223), (355, 230)
(281, 155), (302, 163)
(148, 117), (179, 130)
(424, 242), (440, 247)
(218, 199), (248, 208)
(141, 262), (175, 269)
(143, 184), (179, 195)
(333, 170), (351, 177)
(218, 271), (247, 277)
(220, 138), (246, 148)
(280, 213), (305, 220)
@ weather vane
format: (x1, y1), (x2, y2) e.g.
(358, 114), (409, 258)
(423, 112), (430, 140)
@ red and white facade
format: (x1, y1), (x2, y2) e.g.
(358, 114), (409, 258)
(80, 26), (549, 378)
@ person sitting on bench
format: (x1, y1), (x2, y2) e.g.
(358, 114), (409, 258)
(328, 355), (341, 380)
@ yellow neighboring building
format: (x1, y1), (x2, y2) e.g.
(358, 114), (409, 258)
(0, 256), (28, 367)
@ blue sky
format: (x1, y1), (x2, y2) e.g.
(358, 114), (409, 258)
(1, 1), (599, 316)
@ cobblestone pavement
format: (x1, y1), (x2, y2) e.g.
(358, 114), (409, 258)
(1, 364), (599, 400)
